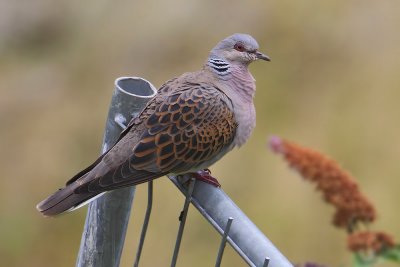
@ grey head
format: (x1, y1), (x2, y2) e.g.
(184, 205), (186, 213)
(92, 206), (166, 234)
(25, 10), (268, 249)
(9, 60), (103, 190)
(209, 33), (270, 64)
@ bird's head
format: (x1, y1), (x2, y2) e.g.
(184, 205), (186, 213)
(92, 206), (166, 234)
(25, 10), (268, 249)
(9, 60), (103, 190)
(209, 33), (270, 65)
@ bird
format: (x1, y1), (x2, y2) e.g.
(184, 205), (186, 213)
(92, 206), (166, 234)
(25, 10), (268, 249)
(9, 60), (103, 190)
(37, 33), (270, 216)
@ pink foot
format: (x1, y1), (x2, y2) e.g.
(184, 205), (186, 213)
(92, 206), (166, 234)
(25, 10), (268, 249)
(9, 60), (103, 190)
(192, 169), (221, 188)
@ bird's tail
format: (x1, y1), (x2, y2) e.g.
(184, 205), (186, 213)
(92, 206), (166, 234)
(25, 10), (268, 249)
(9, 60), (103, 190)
(36, 181), (100, 217)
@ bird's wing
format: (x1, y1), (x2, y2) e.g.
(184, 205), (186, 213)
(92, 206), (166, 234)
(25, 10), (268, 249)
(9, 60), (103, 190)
(74, 79), (237, 194)
(64, 78), (181, 187)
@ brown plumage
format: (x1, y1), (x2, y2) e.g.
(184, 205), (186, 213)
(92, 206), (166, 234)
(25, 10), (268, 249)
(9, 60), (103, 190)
(37, 33), (269, 216)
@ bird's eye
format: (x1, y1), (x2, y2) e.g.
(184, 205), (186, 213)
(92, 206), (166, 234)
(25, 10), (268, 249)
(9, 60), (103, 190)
(234, 43), (245, 52)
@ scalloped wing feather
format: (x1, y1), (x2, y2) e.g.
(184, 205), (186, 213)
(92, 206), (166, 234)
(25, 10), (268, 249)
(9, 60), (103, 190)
(74, 78), (237, 194)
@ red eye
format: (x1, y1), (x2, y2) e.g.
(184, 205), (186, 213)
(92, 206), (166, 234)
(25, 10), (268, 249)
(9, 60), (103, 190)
(234, 43), (245, 52)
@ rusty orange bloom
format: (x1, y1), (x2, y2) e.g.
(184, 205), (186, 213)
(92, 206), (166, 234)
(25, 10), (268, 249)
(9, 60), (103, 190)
(269, 136), (376, 230)
(347, 231), (395, 253)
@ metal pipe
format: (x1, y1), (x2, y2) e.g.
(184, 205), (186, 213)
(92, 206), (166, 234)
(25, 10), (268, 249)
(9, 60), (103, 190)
(169, 175), (293, 267)
(76, 77), (157, 267)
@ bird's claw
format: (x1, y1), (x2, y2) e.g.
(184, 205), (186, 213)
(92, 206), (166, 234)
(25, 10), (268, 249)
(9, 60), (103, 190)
(192, 169), (221, 188)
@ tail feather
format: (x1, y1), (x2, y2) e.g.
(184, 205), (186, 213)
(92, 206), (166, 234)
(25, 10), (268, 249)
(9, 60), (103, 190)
(36, 184), (98, 217)
(37, 161), (167, 217)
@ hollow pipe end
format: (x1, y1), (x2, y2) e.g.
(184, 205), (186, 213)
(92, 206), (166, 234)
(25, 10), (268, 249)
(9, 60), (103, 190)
(115, 77), (157, 98)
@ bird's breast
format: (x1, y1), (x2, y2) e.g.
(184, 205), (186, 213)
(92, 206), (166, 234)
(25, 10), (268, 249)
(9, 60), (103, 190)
(224, 67), (257, 147)
(232, 101), (256, 147)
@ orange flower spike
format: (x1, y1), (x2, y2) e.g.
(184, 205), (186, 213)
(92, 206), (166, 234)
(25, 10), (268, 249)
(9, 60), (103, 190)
(269, 136), (376, 229)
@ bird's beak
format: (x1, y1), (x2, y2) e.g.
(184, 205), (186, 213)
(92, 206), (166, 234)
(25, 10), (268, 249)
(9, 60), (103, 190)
(255, 51), (271, 61)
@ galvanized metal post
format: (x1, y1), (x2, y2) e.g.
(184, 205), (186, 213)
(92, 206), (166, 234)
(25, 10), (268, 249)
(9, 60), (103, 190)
(169, 175), (293, 267)
(76, 77), (157, 267)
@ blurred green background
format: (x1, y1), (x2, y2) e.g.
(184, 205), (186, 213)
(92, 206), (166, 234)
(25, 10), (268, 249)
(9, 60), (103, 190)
(1, 0), (399, 266)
